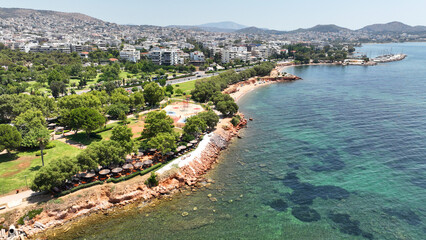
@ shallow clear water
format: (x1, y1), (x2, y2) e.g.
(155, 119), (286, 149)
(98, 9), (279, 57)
(53, 43), (426, 240)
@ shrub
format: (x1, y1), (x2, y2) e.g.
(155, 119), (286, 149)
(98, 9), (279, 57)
(35, 151), (47, 156)
(231, 116), (241, 126)
(145, 172), (159, 188)
(45, 142), (56, 149)
(17, 208), (43, 225)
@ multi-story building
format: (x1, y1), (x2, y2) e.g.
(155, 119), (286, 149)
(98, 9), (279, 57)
(148, 48), (181, 65)
(120, 45), (141, 62)
(190, 51), (205, 62)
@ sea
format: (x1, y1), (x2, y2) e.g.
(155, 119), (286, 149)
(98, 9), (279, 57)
(51, 42), (426, 240)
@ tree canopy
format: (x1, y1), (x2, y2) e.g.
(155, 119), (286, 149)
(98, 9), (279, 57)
(147, 132), (177, 155)
(183, 115), (207, 137)
(66, 107), (105, 137)
(76, 140), (126, 170)
(31, 156), (80, 192)
(143, 82), (164, 106)
(142, 110), (174, 139)
(0, 124), (22, 153)
(111, 125), (134, 154)
(198, 111), (219, 130)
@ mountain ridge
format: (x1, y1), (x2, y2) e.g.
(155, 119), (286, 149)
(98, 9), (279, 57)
(1, 7), (426, 35)
(0, 7), (103, 23)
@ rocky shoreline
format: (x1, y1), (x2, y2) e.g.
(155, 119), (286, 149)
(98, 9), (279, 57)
(4, 69), (295, 240)
(14, 116), (247, 239)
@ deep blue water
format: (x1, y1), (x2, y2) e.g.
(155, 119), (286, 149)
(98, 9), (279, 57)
(51, 43), (426, 239)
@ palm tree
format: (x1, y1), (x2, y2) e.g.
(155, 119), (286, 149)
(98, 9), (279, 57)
(35, 128), (51, 166)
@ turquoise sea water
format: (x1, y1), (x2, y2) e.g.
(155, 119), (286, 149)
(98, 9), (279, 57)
(52, 43), (426, 239)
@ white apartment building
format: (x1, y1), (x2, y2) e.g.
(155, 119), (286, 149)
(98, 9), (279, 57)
(148, 48), (181, 65)
(221, 47), (250, 63)
(190, 51), (205, 62)
(120, 45), (141, 62)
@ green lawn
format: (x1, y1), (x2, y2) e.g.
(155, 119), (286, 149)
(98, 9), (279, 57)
(65, 117), (139, 146)
(172, 79), (196, 98)
(0, 141), (81, 195)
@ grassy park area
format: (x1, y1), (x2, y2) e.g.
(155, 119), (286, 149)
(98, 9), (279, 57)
(0, 141), (81, 195)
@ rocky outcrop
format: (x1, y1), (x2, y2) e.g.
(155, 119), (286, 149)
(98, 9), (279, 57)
(23, 117), (247, 238)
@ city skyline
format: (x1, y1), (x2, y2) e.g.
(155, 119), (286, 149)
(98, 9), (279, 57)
(1, 0), (426, 30)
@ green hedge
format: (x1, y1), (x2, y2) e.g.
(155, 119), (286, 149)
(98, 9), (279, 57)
(56, 181), (104, 197)
(107, 163), (163, 184)
(94, 125), (114, 134)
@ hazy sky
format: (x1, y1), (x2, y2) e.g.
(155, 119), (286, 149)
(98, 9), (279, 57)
(1, 0), (425, 30)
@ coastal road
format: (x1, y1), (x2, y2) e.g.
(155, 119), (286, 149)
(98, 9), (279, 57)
(76, 66), (253, 95)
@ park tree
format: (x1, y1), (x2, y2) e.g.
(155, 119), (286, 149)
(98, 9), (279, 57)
(216, 100), (239, 116)
(67, 108), (105, 138)
(191, 80), (220, 102)
(147, 132), (177, 156)
(58, 93), (102, 112)
(30, 128), (51, 166)
(76, 141), (126, 170)
(183, 115), (207, 137)
(0, 94), (32, 123)
(47, 69), (66, 85)
(142, 110), (174, 139)
(198, 111), (219, 130)
(107, 103), (129, 120)
(143, 82), (165, 106)
(211, 92), (233, 105)
(0, 124), (22, 154)
(165, 85), (174, 95)
(50, 80), (67, 98)
(111, 125), (134, 154)
(13, 109), (47, 148)
(130, 91), (145, 111)
(31, 156), (80, 192)
(175, 88), (183, 96)
(110, 88), (131, 105)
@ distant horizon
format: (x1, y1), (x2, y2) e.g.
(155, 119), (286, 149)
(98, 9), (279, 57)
(1, 0), (425, 31)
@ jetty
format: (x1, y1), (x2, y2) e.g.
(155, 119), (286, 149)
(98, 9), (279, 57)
(372, 54), (407, 63)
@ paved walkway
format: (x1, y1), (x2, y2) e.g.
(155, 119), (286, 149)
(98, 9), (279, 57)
(0, 190), (35, 208)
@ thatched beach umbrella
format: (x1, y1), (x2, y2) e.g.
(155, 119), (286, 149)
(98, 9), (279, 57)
(82, 172), (96, 179)
(99, 169), (111, 175)
(122, 163), (134, 170)
(143, 160), (153, 167)
(186, 143), (193, 148)
(190, 140), (198, 144)
(134, 162), (143, 169)
(112, 168), (123, 174)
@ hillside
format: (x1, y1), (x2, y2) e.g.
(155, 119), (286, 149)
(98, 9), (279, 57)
(360, 21), (426, 33)
(236, 27), (284, 35)
(198, 21), (247, 30)
(0, 7), (104, 23)
(292, 24), (351, 33)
